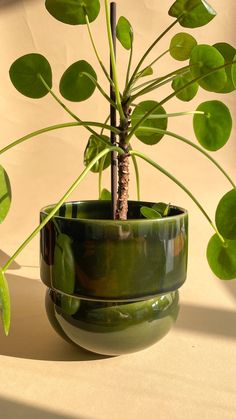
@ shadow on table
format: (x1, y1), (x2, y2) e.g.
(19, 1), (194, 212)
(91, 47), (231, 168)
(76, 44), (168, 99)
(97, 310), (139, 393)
(0, 273), (107, 362)
(0, 249), (21, 270)
(0, 396), (90, 419)
(177, 302), (236, 339)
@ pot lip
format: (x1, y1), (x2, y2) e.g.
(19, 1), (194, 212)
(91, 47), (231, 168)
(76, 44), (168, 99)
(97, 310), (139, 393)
(40, 200), (188, 224)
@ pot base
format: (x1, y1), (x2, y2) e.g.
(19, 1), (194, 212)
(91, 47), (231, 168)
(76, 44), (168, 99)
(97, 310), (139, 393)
(45, 289), (179, 356)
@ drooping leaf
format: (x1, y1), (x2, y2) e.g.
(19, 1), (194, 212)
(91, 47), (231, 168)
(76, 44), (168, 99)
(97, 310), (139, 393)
(60, 60), (97, 102)
(193, 101), (232, 151)
(207, 234), (236, 280)
(0, 267), (11, 336)
(45, 0), (100, 25)
(100, 188), (111, 200)
(140, 207), (162, 219)
(0, 165), (11, 223)
(131, 101), (168, 145)
(190, 45), (227, 92)
(172, 71), (199, 101)
(213, 43), (236, 93)
(9, 54), (52, 98)
(116, 16), (133, 50)
(169, 0), (216, 28)
(170, 32), (197, 61)
(84, 135), (111, 173)
(215, 189), (236, 240)
(232, 54), (236, 87)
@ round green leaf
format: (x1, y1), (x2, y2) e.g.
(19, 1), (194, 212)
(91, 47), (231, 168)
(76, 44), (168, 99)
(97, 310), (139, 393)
(45, 0), (100, 25)
(140, 207), (162, 219)
(116, 16), (133, 50)
(172, 71), (199, 101)
(0, 165), (11, 223)
(0, 267), (11, 335)
(207, 234), (236, 280)
(168, 0), (216, 28)
(170, 32), (197, 61)
(193, 100), (232, 151)
(84, 135), (111, 173)
(190, 45), (227, 92)
(231, 54), (236, 88)
(131, 101), (168, 145)
(9, 53), (52, 99)
(213, 43), (236, 93)
(60, 60), (97, 102)
(215, 189), (236, 240)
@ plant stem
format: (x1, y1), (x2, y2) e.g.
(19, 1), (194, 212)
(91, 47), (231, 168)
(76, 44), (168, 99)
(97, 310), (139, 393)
(124, 19), (179, 96)
(136, 127), (236, 188)
(2, 146), (124, 272)
(132, 111), (205, 120)
(130, 149), (225, 243)
(126, 43), (133, 88)
(104, 0), (125, 122)
(134, 49), (169, 83)
(82, 71), (117, 107)
(85, 14), (114, 87)
(131, 154), (141, 200)
(100, 115), (110, 135)
(0, 122), (120, 155)
(98, 155), (107, 198)
(127, 60), (236, 142)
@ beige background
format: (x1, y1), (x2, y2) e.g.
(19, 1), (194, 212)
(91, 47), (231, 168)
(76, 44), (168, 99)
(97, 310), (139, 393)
(0, 1), (236, 418)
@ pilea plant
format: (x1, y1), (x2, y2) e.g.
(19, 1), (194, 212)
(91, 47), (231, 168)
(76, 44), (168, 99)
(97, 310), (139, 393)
(0, 0), (236, 336)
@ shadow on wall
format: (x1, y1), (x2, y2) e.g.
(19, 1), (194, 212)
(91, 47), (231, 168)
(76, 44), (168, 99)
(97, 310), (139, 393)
(0, 396), (90, 419)
(0, 273), (107, 362)
(0, 0), (36, 7)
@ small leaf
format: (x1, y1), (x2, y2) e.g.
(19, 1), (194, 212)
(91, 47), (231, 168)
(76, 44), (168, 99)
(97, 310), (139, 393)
(172, 71), (199, 101)
(170, 32), (197, 61)
(169, 0), (216, 28)
(60, 60), (97, 102)
(137, 67), (154, 78)
(152, 202), (170, 216)
(116, 16), (133, 50)
(213, 43), (236, 93)
(9, 53), (52, 98)
(45, 0), (100, 25)
(84, 135), (111, 173)
(193, 100), (232, 151)
(231, 54), (236, 88)
(61, 295), (80, 315)
(131, 100), (168, 145)
(0, 267), (11, 336)
(100, 188), (111, 200)
(140, 207), (162, 219)
(0, 165), (12, 223)
(215, 189), (236, 240)
(207, 234), (236, 280)
(190, 45), (227, 92)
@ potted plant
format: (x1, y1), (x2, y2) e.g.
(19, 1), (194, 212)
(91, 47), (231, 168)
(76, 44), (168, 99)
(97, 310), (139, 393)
(0, 0), (235, 355)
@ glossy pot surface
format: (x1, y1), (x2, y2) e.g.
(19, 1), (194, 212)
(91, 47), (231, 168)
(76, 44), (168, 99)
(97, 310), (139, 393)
(40, 200), (188, 301)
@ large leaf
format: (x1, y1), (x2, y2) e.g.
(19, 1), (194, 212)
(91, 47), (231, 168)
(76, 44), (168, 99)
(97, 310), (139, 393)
(169, 0), (216, 28)
(170, 32), (197, 61)
(60, 60), (97, 102)
(0, 165), (11, 223)
(207, 234), (236, 280)
(116, 16), (133, 50)
(215, 189), (236, 240)
(0, 267), (11, 335)
(190, 45), (226, 92)
(213, 43), (236, 93)
(193, 101), (232, 151)
(131, 101), (168, 145)
(172, 71), (199, 101)
(9, 54), (52, 98)
(45, 0), (100, 25)
(84, 135), (111, 173)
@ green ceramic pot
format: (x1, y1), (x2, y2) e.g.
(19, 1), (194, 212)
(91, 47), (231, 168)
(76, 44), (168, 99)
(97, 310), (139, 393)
(40, 200), (188, 355)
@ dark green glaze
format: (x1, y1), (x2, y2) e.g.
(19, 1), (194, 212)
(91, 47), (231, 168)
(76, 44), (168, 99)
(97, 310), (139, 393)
(40, 200), (188, 301)
(45, 289), (179, 356)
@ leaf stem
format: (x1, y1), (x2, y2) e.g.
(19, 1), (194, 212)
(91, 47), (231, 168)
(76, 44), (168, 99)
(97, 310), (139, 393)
(131, 154), (141, 200)
(130, 149), (225, 243)
(126, 43), (133, 88)
(104, 0), (125, 122)
(85, 14), (114, 87)
(98, 155), (107, 198)
(134, 49), (169, 83)
(82, 71), (117, 107)
(2, 146), (124, 272)
(132, 111), (205, 121)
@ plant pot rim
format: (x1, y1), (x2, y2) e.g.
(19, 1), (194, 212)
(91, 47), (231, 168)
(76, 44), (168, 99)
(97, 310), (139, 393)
(40, 199), (188, 224)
